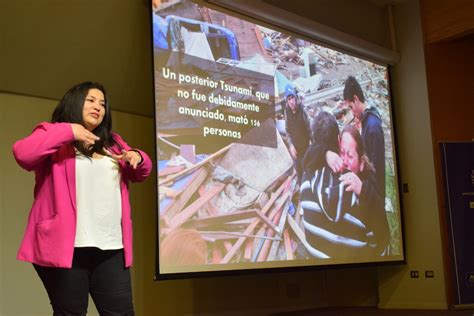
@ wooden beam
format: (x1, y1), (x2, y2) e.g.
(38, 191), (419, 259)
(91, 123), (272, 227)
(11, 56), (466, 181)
(220, 176), (292, 264)
(287, 213), (328, 259)
(198, 221), (253, 233)
(283, 228), (294, 260)
(252, 176), (294, 261)
(257, 194), (290, 262)
(159, 165), (185, 177)
(160, 144), (232, 186)
(252, 232), (266, 262)
(267, 199), (291, 261)
(160, 166), (209, 218)
(182, 209), (258, 229)
(200, 231), (281, 241)
(277, 201), (290, 234)
(255, 208), (281, 236)
(198, 185), (219, 216)
(160, 186), (181, 199)
(168, 183), (225, 231)
(287, 213), (306, 246)
(244, 239), (253, 261)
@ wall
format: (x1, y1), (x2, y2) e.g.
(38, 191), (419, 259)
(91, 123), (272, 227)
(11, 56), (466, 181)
(0, 92), (155, 316)
(1, 94), (62, 316)
(0, 1), (153, 116)
(264, 0), (392, 49)
(421, 2), (474, 305)
(377, 0), (447, 309)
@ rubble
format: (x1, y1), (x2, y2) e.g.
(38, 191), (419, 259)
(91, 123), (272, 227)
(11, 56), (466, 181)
(158, 133), (311, 265)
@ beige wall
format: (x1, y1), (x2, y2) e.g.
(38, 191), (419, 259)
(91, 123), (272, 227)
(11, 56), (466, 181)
(377, 0), (446, 309)
(0, 93), (155, 316)
(1, 94), (61, 316)
(0, 1), (153, 117)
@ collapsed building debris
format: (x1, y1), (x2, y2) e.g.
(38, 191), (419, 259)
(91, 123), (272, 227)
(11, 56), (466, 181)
(158, 132), (312, 266)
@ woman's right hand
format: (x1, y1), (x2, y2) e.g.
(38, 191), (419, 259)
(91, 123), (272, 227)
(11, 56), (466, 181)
(326, 150), (343, 173)
(71, 123), (100, 146)
(339, 172), (362, 196)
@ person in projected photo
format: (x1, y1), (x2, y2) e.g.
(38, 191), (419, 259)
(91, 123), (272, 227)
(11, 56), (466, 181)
(284, 83), (311, 185)
(326, 76), (386, 207)
(301, 113), (390, 259)
(12, 82), (152, 315)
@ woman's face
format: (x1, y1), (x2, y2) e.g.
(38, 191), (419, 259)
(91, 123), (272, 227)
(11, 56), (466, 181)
(339, 131), (363, 174)
(82, 88), (106, 131)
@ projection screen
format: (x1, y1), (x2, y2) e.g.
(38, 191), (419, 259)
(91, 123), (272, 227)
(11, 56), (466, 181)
(152, 0), (404, 278)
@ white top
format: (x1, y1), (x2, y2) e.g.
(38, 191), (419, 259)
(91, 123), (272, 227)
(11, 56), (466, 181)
(75, 153), (123, 249)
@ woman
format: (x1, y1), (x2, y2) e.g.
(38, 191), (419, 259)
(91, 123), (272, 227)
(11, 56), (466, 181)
(338, 125), (390, 256)
(300, 111), (357, 259)
(13, 82), (152, 315)
(301, 114), (389, 259)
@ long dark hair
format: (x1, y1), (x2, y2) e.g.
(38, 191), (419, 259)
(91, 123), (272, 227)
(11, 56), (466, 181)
(303, 111), (340, 173)
(51, 81), (118, 156)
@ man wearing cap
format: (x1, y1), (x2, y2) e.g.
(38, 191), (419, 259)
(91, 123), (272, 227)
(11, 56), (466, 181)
(284, 83), (311, 184)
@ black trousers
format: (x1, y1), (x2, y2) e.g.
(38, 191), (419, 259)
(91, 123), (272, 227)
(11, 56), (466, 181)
(34, 247), (134, 316)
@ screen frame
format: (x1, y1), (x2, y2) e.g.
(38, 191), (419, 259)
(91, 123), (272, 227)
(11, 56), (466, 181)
(150, 0), (406, 281)
(206, 0), (399, 65)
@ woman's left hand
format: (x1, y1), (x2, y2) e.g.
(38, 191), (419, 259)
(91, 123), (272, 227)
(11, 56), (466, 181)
(106, 149), (142, 169)
(339, 172), (362, 196)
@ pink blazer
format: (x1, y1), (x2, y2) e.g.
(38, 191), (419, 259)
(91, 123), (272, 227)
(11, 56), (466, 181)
(12, 122), (152, 268)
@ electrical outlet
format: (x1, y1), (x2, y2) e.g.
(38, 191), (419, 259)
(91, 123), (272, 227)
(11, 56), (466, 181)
(410, 271), (419, 278)
(425, 270), (434, 278)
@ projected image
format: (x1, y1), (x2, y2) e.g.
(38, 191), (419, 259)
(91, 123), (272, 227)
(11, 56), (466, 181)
(152, 0), (403, 276)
